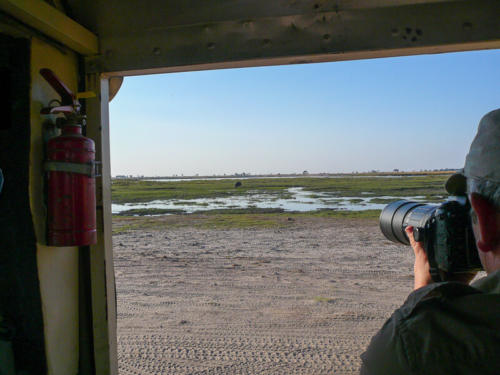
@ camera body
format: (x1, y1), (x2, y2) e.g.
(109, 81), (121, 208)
(380, 196), (483, 282)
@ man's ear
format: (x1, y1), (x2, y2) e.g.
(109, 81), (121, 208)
(470, 193), (499, 252)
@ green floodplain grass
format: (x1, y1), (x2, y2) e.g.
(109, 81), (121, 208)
(112, 174), (450, 204)
(111, 173), (452, 233)
(112, 210), (382, 234)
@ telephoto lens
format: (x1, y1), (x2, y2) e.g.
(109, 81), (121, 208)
(379, 198), (482, 280)
(379, 200), (438, 245)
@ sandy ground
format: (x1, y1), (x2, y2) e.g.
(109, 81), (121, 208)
(113, 218), (415, 374)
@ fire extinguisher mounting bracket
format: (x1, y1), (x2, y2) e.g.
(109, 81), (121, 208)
(44, 160), (98, 178)
(39, 68), (83, 116)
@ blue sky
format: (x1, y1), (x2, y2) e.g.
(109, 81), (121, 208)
(110, 49), (500, 177)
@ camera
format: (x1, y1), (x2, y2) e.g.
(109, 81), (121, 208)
(379, 196), (483, 282)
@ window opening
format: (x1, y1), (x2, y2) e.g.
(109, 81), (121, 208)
(109, 50), (498, 374)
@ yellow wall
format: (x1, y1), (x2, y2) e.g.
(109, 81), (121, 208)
(30, 37), (79, 375)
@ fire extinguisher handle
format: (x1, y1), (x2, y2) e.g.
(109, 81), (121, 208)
(40, 105), (76, 115)
(40, 68), (76, 106)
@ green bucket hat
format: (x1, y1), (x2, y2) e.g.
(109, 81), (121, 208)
(446, 108), (500, 195)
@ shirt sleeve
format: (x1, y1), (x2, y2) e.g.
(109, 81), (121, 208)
(359, 310), (413, 375)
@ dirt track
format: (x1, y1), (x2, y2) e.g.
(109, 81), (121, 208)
(113, 218), (414, 374)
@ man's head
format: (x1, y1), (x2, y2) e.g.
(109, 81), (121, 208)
(462, 109), (500, 273)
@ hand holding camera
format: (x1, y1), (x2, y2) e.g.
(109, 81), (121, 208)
(405, 226), (433, 290)
(380, 196), (482, 283)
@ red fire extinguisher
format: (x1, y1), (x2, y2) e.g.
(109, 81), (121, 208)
(40, 69), (97, 246)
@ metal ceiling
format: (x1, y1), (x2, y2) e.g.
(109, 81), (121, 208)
(64, 0), (500, 75)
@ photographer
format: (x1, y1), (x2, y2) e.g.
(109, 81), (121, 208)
(360, 109), (500, 374)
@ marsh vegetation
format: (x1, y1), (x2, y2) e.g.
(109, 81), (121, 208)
(112, 174), (449, 204)
(112, 174), (450, 230)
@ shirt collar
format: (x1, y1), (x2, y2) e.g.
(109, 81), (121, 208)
(471, 269), (500, 294)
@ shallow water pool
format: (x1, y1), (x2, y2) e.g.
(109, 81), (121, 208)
(112, 187), (426, 215)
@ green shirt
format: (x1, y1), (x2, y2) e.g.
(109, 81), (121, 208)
(0, 311), (14, 375)
(360, 270), (500, 374)
(0, 313), (12, 341)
